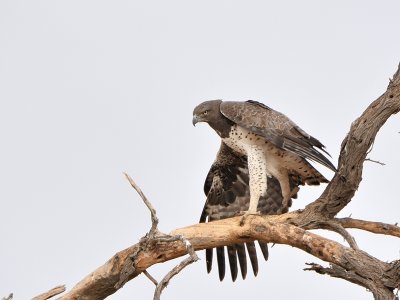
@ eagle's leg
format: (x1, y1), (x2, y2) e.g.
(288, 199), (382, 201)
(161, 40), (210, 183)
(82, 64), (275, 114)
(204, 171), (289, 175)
(274, 170), (291, 209)
(247, 147), (267, 213)
(240, 147), (266, 225)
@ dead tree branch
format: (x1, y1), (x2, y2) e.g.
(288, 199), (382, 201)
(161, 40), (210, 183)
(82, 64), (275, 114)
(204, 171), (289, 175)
(304, 263), (397, 300)
(1, 294), (13, 300)
(123, 172), (159, 237)
(32, 285), (66, 300)
(337, 218), (400, 238)
(117, 173), (200, 300)
(306, 220), (359, 250)
(57, 213), (400, 299)
(301, 64), (400, 223)
(51, 63), (400, 299)
(365, 158), (386, 165)
(143, 270), (158, 286)
(153, 236), (199, 300)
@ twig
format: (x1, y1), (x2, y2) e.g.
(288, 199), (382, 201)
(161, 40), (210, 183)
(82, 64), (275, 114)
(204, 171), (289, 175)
(116, 173), (162, 290)
(121, 173), (200, 298)
(143, 270), (158, 286)
(304, 263), (397, 300)
(32, 285), (66, 300)
(153, 236), (199, 300)
(123, 172), (159, 237)
(153, 256), (198, 300)
(318, 221), (360, 250)
(365, 158), (386, 166)
(1, 294), (13, 300)
(337, 218), (400, 238)
(304, 263), (370, 287)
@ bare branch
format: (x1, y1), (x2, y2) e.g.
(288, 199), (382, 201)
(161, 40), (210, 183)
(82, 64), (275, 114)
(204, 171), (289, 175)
(154, 237), (199, 300)
(58, 212), (400, 299)
(337, 218), (400, 238)
(307, 220), (359, 250)
(116, 173), (165, 290)
(302, 64), (400, 221)
(365, 158), (386, 166)
(143, 270), (158, 286)
(32, 285), (66, 300)
(121, 176), (202, 298)
(304, 263), (396, 300)
(124, 172), (159, 237)
(304, 263), (370, 287)
(114, 173), (163, 290)
(153, 256), (198, 300)
(1, 294), (13, 300)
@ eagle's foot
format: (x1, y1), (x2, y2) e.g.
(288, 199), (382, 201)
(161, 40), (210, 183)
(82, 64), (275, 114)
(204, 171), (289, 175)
(239, 211), (260, 226)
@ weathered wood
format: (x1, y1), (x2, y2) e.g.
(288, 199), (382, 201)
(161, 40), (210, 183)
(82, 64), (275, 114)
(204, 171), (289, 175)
(58, 213), (400, 299)
(338, 217), (400, 238)
(32, 286), (66, 300)
(302, 65), (400, 222)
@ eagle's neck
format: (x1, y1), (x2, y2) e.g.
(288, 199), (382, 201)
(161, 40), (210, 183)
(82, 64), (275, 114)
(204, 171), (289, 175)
(207, 115), (233, 139)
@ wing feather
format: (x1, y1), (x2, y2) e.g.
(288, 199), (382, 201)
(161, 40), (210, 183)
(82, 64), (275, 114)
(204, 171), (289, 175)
(227, 246), (238, 281)
(206, 248), (213, 273)
(216, 247), (225, 281)
(200, 142), (298, 280)
(246, 242), (259, 276)
(236, 244), (247, 279)
(220, 100), (336, 172)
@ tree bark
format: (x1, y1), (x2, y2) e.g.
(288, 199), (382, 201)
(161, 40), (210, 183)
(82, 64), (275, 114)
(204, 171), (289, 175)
(58, 214), (400, 300)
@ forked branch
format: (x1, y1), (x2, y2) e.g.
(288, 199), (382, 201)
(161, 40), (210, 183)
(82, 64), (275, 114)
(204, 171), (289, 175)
(154, 236), (199, 300)
(123, 172), (159, 237)
(118, 173), (200, 300)
(302, 63), (400, 221)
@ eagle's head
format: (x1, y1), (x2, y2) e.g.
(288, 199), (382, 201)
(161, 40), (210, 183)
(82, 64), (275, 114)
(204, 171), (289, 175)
(192, 99), (223, 126)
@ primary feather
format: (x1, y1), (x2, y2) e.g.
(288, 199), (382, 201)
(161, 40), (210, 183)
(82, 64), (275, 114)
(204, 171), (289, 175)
(199, 142), (298, 281)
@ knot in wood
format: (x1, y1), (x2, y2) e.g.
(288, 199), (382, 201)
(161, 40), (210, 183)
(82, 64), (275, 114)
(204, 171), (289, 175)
(255, 224), (267, 232)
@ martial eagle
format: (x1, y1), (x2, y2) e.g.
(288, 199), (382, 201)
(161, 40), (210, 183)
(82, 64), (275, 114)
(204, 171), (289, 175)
(192, 100), (336, 281)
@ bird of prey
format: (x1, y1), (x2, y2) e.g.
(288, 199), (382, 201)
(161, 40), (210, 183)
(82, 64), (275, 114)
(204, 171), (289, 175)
(193, 100), (336, 281)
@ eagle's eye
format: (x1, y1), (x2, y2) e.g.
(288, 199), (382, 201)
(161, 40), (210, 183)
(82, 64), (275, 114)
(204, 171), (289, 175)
(203, 110), (209, 116)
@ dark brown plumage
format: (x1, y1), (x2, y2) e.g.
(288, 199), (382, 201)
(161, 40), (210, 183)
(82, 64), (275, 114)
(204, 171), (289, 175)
(199, 143), (298, 281)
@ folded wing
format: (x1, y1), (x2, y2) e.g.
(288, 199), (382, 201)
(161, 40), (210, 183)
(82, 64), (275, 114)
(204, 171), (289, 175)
(220, 100), (336, 172)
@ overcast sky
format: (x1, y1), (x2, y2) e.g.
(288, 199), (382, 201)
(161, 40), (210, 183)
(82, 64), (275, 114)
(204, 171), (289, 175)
(1, 1), (400, 299)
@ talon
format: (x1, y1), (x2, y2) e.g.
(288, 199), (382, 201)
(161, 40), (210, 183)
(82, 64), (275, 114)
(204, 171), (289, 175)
(234, 210), (247, 216)
(239, 211), (260, 226)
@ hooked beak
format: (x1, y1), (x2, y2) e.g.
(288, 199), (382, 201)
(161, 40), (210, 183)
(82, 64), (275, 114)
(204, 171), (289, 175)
(192, 115), (200, 126)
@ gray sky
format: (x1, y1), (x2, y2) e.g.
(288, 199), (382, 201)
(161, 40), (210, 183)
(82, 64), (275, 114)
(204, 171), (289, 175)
(1, 1), (400, 299)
